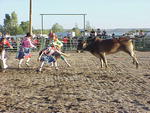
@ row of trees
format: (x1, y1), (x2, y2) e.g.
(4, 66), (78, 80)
(0, 11), (93, 36)
(0, 11), (29, 35)
(32, 21), (93, 37)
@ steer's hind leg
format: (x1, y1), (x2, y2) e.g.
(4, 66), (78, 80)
(130, 51), (139, 68)
(99, 58), (104, 68)
(93, 53), (104, 68)
(124, 46), (139, 68)
(99, 53), (108, 68)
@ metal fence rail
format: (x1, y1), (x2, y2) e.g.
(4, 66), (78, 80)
(5, 36), (150, 52)
(134, 37), (150, 51)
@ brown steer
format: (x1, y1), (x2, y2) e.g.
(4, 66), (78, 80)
(82, 36), (139, 68)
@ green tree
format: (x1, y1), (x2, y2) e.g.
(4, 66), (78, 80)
(16, 26), (24, 34)
(51, 23), (64, 33)
(3, 14), (11, 33)
(11, 11), (18, 27)
(20, 21), (29, 33)
(72, 23), (81, 36)
(33, 29), (41, 34)
(0, 25), (4, 33)
(3, 11), (18, 35)
(10, 11), (18, 35)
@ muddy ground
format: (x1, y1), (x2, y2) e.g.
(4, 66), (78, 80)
(0, 51), (150, 113)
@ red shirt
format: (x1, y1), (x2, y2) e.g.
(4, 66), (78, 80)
(0, 40), (11, 47)
(63, 37), (68, 43)
(33, 39), (39, 45)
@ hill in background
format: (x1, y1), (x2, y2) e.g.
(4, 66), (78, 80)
(106, 28), (150, 35)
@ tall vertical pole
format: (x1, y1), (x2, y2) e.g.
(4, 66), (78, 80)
(41, 15), (44, 35)
(83, 14), (86, 36)
(40, 15), (45, 50)
(29, 0), (32, 35)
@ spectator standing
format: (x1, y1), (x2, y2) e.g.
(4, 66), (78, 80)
(139, 30), (145, 38)
(84, 30), (90, 37)
(102, 30), (107, 39)
(112, 33), (115, 38)
(90, 29), (96, 37)
(62, 36), (69, 52)
(48, 30), (54, 43)
(96, 28), (101, 37)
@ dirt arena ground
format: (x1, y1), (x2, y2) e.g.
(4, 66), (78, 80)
(0, 51), (150, 113)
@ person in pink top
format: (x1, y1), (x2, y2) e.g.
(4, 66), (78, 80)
(16, 33), (36, 68)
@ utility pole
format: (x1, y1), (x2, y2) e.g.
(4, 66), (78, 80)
(29, 0), (32, 35)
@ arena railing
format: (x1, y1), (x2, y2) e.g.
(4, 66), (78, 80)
(5, 35), (150, 52)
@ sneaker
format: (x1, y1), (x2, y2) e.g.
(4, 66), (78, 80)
(36, 69), (41, 72)
(26, 62), (30, 67)
(37, 68), (42, 72)
(3, 64), (8, 69)
(55, 67), (59, 70)
(51, 63), (54, 67)
(18, 64), (21, 68)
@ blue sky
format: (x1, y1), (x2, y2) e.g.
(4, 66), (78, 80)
(0, 0), (149, 29)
